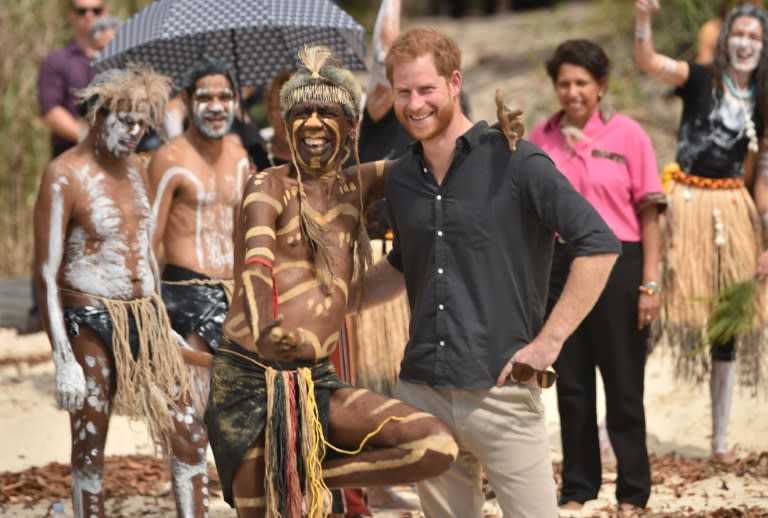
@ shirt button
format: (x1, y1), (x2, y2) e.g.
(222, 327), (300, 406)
(437, 230), (443, 237)
(439, 340), (446, 347)
(437, 268), (444, 274)
(436, 194), (442, 200)
(438, 304), (445, 310)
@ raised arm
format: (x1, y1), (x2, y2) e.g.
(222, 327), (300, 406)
(33, 163), (85, 412)
(365, 0), (401, 123)
(634, 0), (690, 87)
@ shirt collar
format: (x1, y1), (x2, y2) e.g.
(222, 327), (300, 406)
(542, 109), (609, 136)
(64, 39), (90, 59)
(409, 120), (490, 157)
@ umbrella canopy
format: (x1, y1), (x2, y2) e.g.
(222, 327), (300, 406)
(93, 0), (367, 89)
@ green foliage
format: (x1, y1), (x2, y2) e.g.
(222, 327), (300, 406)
(691, 278), (758, 357)
(594, 0), (720, 61)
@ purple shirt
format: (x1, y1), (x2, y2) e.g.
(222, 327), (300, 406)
(37, 39), (96, 155)
(529, 110), (663, 242)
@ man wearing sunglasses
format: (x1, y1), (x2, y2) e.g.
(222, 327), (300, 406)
(38, 1), (108, 159)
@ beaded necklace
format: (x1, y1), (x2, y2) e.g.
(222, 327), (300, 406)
(722, 73), (755, 100)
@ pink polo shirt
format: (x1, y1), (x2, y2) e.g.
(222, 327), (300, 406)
(529, 110), (663, 242)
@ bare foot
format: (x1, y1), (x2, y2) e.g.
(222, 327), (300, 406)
(559, 501), (583, 510)
(712, 450), (737, 465)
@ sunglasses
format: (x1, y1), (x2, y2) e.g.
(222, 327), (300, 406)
(73, 6), (104, 16)
(511, 362), (558, 389)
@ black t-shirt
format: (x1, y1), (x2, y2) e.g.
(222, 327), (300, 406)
(675, 62), (763, 178)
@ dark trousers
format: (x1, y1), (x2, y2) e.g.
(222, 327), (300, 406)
(549, 242), (651, 507)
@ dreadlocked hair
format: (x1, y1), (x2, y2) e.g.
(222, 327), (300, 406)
(78, 63), (172, 140)
(280, 46), (369, 294)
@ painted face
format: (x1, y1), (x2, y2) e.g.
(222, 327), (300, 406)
(554, 63), (603, 128)
(728, 16), (763, 73)
(98, 104), (147, 157)
(286, 100), (350, 174)
(392, 53), (457, 143)
(190, 74), (236, 139)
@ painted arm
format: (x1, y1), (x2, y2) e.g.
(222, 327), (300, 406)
(33, 164), (86, 412)
(238, 170), (305, 357)
(146, 149), (180, 261)
(637, 204), (662, 329)
(495, 253), (618, 387)
(42, 106), (87, 143)
(348, 255), (405, 314)
(634, 0), (689, 88)
(365, 0), (401, 123)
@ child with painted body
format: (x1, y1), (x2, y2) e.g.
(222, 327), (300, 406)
(33, 67), (207, 518)
(203, 47), (461, 518)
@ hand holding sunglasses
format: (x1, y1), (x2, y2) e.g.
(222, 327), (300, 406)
(509, 361), (558, 389)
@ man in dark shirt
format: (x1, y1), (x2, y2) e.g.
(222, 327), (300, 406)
(37, 0), (107, 158)
(358, 28), (620, 517)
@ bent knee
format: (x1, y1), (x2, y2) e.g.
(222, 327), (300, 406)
(421, 431), (458, 474)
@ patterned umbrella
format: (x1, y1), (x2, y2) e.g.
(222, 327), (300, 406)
(92, 0), (367, 89)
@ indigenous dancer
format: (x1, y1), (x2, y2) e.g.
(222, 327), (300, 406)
(204, 46), (459, 518)
(33, 66), (204, 517)
(635, 0), (768, 464)
(147, 57), (250, 516)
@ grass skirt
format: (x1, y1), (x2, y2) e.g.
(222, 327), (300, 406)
(347, 239), (410, 396)
(659, 176), (766, 386)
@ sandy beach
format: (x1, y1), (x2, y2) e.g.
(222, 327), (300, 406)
(3, 2), (768, 516)
(1, 325), (767, 517)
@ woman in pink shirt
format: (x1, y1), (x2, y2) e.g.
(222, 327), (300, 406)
(529, 39), (666, 515)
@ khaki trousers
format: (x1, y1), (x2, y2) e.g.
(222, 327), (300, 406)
(395, 380), (558, 518)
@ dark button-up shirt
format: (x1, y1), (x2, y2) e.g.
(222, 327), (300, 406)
(386, 121), (620, 389)
(37, 39), (96, 155)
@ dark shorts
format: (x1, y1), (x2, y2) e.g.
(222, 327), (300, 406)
(204, 341), (350, 506)
(64, 305), (141, 360)
(161, 264), (228, 352)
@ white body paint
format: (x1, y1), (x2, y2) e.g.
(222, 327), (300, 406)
(102, 111), (146, 157)
(43, 176), (87, 412)
(152, 158), (248, 271)
(63, 165), (154, 298)
(72, 470), (102, 518)
(728, 35), (762, 73)
(172, 457), (209, 518)
(192, 88), (235, 140)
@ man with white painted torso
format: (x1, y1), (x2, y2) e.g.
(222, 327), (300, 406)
(148, 58), (249, 358)
(147, 59), (249, 517)
(33, 66), (205, 518)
